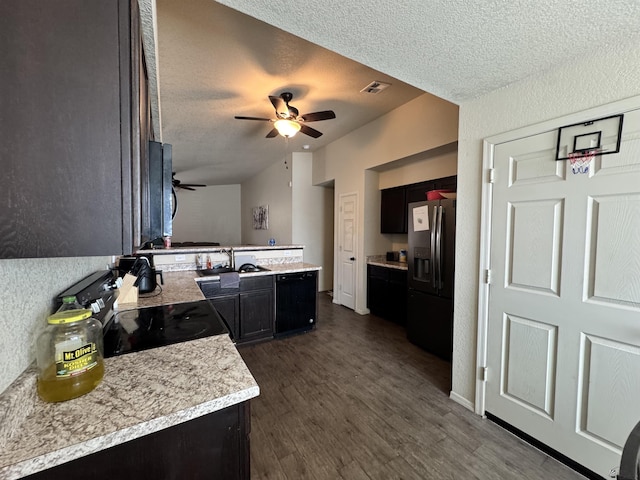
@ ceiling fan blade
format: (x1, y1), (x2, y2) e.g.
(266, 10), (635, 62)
(181, 183), (206, 188)
(235, 116), (272, 121)
(269, 95), (289, 118)
(300, 110), (336, 122)
(266, 128), (279, 138)
(299, 124), (323, 138)
(179, 186), (197, 191)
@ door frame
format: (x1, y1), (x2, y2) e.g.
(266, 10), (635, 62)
(475, 94), (640, 416)
(337, 191), (358, 309)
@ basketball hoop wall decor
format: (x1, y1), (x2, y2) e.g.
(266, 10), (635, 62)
(555, 114), (624, 161)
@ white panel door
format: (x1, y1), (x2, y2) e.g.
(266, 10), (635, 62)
(485, 108), (640, 478)
(338, 193), (357, 310)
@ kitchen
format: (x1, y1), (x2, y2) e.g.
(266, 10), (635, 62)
(2, 0), (640, 479)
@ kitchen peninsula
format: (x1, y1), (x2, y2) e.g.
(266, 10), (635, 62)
(0, 250), (321, 479)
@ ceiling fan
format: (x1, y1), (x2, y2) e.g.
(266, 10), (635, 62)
(234, 92), (336, 139)
(172, 172), (206, 191)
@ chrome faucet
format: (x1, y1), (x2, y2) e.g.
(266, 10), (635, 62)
(221, 248), (234, 270)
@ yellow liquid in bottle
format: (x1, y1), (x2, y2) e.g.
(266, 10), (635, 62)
(37, 360), (104, 403)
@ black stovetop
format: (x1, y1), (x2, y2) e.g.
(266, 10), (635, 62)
(103, 300), (228, 358)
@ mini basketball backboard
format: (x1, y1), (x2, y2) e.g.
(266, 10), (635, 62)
(555, 114), (624, 161)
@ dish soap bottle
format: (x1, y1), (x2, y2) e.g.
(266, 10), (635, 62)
(36, 308), (104, 402)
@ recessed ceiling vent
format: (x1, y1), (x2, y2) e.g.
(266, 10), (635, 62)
(360, 81), (391, 94)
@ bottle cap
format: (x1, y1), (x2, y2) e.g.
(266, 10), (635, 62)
(47, 309), (93, 325)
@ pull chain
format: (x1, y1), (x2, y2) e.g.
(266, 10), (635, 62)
(283, 136), (289, 169)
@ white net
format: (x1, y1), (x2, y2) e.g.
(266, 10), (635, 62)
(568, 149), (597, 174)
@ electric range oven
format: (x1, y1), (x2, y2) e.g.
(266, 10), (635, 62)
(58, 270), (228, 359)
(103, 300), (228, 358)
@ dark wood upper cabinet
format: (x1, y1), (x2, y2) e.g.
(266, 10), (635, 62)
(0, 0), (148, 258)
(380, 175), (457, 234)
(380, 186), (407, 233)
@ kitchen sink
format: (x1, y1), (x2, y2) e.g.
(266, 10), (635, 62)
(197, 267), (234, 276)
(196, 265), (271, 276)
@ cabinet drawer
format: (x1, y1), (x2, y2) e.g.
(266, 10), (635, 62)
(240, 275), (273, 292)
(368, 264), (389, 280)
(199, 280), (238, 297)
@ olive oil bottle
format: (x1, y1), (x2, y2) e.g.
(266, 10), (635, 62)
(36, 308), (104, 402)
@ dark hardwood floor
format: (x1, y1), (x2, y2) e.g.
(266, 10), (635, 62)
(238, 293), (585, 480)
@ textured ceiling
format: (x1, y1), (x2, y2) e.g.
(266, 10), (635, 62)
(154, 0), (425, 186)
(217, 0), (640, 102)
(146, 0), (640, 186)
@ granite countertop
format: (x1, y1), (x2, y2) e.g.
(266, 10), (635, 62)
(194, 262), (321, 281)
(0, 262), (321, 478)
(367, 255), (408, 271)
(142, 244), (305, 255)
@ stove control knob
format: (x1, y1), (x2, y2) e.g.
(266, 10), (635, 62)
(90, 301), (102, 314)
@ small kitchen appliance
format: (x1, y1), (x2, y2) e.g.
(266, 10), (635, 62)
(117, 255), (164, 294)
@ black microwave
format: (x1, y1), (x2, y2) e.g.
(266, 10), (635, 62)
(147, 140), (172, 243)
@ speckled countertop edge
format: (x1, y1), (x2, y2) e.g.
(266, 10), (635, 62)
(141, 244), (305, 255)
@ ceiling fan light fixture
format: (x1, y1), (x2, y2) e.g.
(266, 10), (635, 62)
(274, 119), (301, 138)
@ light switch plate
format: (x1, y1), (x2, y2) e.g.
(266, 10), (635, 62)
(175, 254), (187, 262)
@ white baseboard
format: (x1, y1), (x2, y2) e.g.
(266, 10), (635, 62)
(449, 391), (475, 412)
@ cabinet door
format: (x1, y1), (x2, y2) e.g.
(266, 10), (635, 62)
(0, 0), (139, 258)
(209, 295), (239, 341)
(434, 175), (457, 191)
(380, 186), (407, 233)
(24, 402), (250, 480)
(387, 269), (408, 325)
(406, 181), (435, 204)
(367, 265), (388, 318)
(239, 290), (273, 342)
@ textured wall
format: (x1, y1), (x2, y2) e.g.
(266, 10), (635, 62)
(241, 157), (293, 246)
(171, 185), (242, 245)
(452, 42), (640, 407)
(291, 153), (334, 291)
(0, 257), (110, 393)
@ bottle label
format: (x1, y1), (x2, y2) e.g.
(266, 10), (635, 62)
(55, 342), (99, 377)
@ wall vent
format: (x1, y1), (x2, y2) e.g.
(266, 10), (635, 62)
(360, 81), (391, 94)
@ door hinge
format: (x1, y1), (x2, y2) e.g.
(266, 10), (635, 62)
(487, 168), (495, 184)
(485, 269), (492, 284)
(479, 366), (488, 382)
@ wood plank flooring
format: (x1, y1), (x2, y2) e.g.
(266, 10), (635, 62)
(238, 293), (586, 480)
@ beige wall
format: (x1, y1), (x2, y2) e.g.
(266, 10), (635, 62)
(377, 146), (458, 190)
(313, 92), (459, 314)
(452, 42), (640, 408)
(172, 185), (242, 245)
(0, 256), (110, 393)
(241, 156), (293, 246)
(291, 153), (334, 291)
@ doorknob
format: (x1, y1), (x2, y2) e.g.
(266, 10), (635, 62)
(350, 257), (355, 261)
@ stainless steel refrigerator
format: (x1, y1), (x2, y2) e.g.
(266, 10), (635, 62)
(406, 199), (455, 360)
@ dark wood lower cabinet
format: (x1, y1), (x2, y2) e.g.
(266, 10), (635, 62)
(210, 294), (240, 340)
(25, 401), (251, 480)
(367, 265), (407, 325)
(239, 289), (274, 342)
(200, 276), (274, 345)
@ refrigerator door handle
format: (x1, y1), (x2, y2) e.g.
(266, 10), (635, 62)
(436, 205), (443, 289)
(431, 205), (438, 288)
